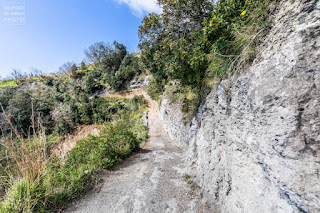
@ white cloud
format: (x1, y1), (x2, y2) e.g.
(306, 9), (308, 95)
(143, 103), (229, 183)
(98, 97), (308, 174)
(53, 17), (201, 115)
(114, 0), (162, 17)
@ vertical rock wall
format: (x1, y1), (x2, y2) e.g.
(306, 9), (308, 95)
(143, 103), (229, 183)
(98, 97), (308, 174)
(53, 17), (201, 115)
(159, 0), (320, 212)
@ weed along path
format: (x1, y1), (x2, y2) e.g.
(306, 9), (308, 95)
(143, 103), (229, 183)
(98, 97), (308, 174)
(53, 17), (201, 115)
(65, 89), (208, 213)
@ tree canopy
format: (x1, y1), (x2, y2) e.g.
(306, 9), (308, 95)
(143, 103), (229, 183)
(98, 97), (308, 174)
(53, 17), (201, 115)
(139, 0), (214, 87)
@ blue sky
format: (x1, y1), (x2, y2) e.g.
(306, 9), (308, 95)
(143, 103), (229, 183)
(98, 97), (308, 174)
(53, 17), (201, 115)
(0, 0), (160, 78)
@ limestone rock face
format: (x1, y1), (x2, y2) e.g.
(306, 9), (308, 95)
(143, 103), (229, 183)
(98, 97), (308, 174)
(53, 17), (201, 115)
(159, 0), (320, 212)
(159, 97), (189, 146)
(130, 75), (150, 90)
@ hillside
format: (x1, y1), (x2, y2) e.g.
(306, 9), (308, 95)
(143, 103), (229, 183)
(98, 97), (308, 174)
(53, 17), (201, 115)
(0, 42), (150, 212)
(0, 0), (319, 212)
(158, 0), (320, 212)
(65, 90), (208, 212)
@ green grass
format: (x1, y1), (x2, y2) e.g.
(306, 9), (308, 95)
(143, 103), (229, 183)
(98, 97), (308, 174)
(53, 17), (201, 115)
(0, 77), (42, 90)
(0, 80), (18, 89)
(204, 0), (274, 80)
(160, 0), (274, 121)
(0, 96), (148, 212)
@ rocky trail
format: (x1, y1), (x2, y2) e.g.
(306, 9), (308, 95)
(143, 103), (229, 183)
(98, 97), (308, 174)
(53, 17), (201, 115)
(65, 90), (209, 213)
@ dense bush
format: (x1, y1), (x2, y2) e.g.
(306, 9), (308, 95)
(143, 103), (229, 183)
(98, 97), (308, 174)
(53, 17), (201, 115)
(140, 0), (273, 118)
(0, 38), (147, 212)
(91, 96), (125, 123)
(0, 89), (14, 112)
(83, 70), (103, 93)
(108, 55), (141, 91)
(0, 41), (143, 137)
(0, 0), (276, 211)
(204, 0), (274, 79)
(8, 91), (33, 132)
(146, 77), (163, 101)
(0, 95), (148, 212)
(0, 80), (18, 89)
(138, 0), (214, 118)
(139, 0), (213, 88)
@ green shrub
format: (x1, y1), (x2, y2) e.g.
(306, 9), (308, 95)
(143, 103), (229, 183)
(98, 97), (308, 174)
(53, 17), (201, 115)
(204, 0), (274, 79)
(104, 55), (142, 91)
(84, 70), (103, 93)
(8, 91), (33, 132)
(44, 114), (145, 209)
(140, 0), (273, 117)
(0, 95), (148, 212)
(0, 89), (14, 113)
(146, 77), (163, 101)
(0, 80), (18, 89)
(129, 109), (148, 142)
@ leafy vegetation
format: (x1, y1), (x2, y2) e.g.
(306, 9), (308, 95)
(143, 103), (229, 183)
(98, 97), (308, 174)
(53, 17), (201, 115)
(0, 41), (147, 137)
(140, 0), (274, 119)
(0, 80), (18, 89)
(0, 39), (149, 212)
(204, 0), (274, 79)
(0, 95), (147, 212)
(0, 0), (276, 211)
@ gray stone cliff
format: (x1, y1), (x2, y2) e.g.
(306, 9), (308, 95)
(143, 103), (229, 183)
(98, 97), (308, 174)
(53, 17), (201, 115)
(159, 0), (320, 212)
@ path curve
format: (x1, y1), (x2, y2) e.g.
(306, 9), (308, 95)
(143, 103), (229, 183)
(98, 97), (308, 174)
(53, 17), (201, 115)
(65, 89), (208, 213)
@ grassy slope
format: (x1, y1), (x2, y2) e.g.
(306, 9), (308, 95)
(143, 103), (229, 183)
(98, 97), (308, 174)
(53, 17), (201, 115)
(0, 95), (148, 212)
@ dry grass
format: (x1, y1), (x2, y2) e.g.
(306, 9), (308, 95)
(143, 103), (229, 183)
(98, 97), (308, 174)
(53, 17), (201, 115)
(106, 89), (155, 110)
(1, 115), (46, 183)
(0, 93), (149, 212)
(51, 125), (100, 159)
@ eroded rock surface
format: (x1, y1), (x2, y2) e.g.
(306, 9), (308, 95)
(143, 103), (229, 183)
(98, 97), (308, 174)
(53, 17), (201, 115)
(159, 0), (320, 212)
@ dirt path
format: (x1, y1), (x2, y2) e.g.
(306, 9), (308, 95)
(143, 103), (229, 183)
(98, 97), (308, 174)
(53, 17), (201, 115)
(65, 90), (208, 213)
